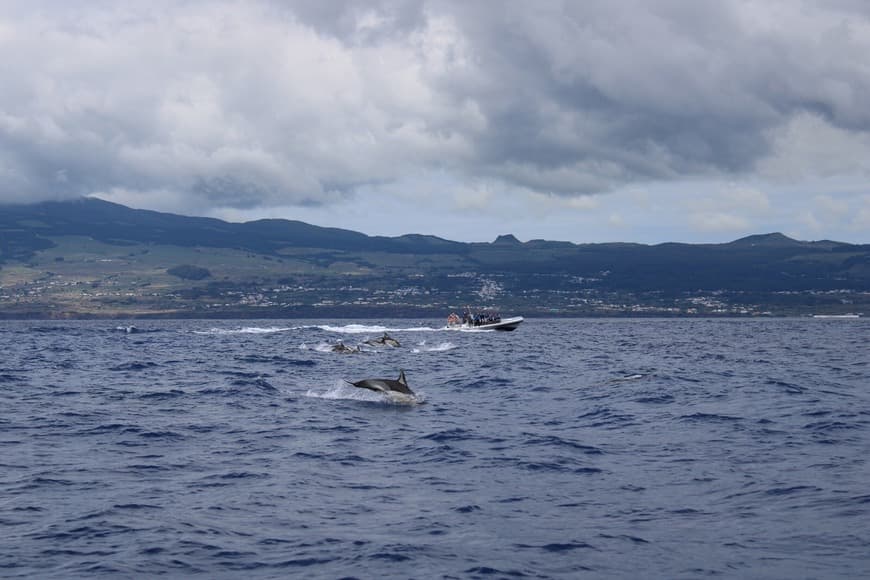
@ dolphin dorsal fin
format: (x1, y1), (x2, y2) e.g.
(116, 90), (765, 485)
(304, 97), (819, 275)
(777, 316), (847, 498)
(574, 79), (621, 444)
(398, 370), (407, 385)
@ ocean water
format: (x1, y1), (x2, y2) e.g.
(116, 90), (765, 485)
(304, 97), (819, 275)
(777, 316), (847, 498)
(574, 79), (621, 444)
(1, 318), (868, 579)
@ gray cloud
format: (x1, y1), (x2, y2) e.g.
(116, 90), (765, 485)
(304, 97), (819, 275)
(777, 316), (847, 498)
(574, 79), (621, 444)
(288, 0), (427, 44)
(438, 0), (870, 191)
(1, 0), (869, 213)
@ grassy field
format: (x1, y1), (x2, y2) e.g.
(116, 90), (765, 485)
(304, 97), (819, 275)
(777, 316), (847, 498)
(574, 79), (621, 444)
(0, 235), (472, 317)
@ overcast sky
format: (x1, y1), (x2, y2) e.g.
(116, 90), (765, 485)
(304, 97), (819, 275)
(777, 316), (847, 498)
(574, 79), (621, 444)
(2, 0), (869, 244)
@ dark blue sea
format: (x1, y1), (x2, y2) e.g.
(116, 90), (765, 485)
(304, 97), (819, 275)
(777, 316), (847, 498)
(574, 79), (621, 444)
(2, 318), (869, 579)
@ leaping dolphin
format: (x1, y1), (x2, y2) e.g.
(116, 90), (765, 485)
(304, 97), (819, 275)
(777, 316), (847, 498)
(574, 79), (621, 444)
(347, 370), (414, 395)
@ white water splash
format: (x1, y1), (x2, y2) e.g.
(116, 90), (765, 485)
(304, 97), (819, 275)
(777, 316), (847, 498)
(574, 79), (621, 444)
(297, 342), (370, 353)
(609, 374), (646, 383)
(305, 382), (378, 401)
(412, 341), (457, 353)
(304, 381), (425, 405)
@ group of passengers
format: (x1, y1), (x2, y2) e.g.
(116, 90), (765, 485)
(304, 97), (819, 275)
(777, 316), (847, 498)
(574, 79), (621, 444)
(447, 309), (502, 327)
(462, 310), (501, 326)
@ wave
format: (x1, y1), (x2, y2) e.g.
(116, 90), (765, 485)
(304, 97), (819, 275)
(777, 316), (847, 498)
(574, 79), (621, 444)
(230, 377), (278, 392)
(108, 361), (159, 372)
(514, 540), (597, 552)
(29, 325), (72, 333)
(681, 412), (743, 423)
(422, 428), (476, 442)
(197, 377), (278, 398)
(235, 354), (316, 366)
(138, 390), (185, 401)
(522, 433), (604, 455)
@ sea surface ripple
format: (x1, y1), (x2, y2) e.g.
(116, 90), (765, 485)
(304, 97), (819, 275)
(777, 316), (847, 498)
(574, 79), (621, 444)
(1, 318), (868, 578)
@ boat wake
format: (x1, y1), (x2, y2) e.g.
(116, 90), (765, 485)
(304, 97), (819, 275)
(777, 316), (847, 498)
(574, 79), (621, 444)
(191, 322), (488, 337)
(443, 325), (495, 332)
(193, 326), (299, 335)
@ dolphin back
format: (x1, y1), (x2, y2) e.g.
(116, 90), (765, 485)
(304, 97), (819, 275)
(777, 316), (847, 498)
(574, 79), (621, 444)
(390, 370), (412, 394)
(349, 370), (413, 396)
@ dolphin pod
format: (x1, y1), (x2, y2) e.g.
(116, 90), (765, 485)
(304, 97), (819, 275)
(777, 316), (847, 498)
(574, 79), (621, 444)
(348, 370), (414, 396)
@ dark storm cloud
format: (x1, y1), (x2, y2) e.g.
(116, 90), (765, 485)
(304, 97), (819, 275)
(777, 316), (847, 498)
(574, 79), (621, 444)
(1, 0), (869, 210)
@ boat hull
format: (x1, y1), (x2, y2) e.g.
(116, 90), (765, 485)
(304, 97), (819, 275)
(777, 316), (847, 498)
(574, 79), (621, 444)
(449, 316), (524, 331)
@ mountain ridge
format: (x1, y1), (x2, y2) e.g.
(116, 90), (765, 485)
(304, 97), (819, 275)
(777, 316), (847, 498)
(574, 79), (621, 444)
(3, 197), (860, 250)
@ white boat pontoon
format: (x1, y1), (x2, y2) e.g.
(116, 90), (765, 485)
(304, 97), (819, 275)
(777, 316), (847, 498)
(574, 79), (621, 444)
(446, 312), (524, 331)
